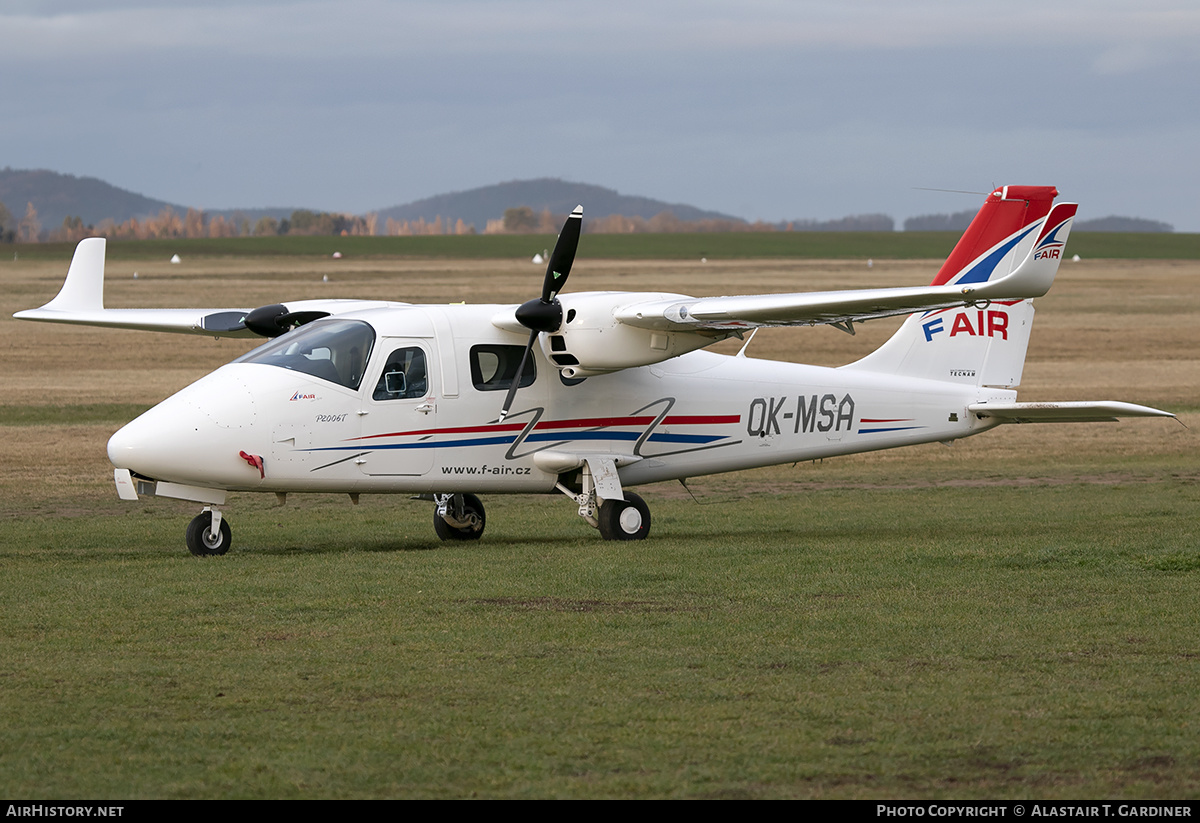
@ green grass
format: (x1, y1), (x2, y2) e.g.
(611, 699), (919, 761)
(2, 469), (1198, 798)
(0, 403), (151, 427)
(8, 229), (1197, 262)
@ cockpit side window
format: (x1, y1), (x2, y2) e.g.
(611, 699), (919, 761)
(373, 346), (429, 401)
(234, 319), (375, 390)
(470, 344), (536, 392)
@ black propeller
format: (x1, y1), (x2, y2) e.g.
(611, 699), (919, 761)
(201, 304), (330, 337)
(497, 205), (583, 422)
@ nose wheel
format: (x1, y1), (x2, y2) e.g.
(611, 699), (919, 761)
(186, 508), (232, 556)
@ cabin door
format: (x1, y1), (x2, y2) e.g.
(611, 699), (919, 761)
(357, 339), (438, 476)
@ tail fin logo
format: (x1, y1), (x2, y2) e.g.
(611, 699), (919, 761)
(1033, 219), (1071, 261)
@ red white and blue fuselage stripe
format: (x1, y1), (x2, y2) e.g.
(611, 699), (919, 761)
(316, 414), (742, 453)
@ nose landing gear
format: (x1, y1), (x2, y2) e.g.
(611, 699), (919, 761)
(186, 508), (232, 556)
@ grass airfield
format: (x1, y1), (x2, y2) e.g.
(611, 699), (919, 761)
(1, 242), (1198, 799)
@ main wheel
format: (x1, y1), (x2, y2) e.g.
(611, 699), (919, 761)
(598, 492), (651, 541)
(433, 493), (486, 541)
(185, 511), (232, 556)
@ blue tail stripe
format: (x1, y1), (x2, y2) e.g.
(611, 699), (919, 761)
(954, 226), (1036, 285)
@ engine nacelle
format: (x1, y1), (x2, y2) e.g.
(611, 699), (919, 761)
(537, 292), (721, 377)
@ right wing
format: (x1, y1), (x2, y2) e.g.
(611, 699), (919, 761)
(615, 201), (1079, 334)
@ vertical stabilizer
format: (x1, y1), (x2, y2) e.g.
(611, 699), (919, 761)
(846, 186), (1077, 387)
(845, 299), (1036, 388)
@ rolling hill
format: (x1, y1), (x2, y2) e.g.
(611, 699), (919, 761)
(0, 168), (182, 232)
(374, 178), (742, 231)
(0, 168), (1178, 237)
(0, 169), (743, 236)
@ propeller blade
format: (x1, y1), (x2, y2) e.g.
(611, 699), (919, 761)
(243, 303), (290, 337)
(497, 329), (539, 422)
(498, 206), (583, 422)
(541, 205), (582, 303)
(242, 304), (330, 337)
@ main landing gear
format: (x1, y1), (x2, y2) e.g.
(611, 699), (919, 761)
(548, 457), (652, 541)
(180, 482), (650, 554)
(427, 488), (651, 542)
(433, 493), (486, 541)
(597, 493), (651, 540)
(429, 458), (652, 543)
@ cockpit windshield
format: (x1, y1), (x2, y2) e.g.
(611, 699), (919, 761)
(235, 319), (375, 390)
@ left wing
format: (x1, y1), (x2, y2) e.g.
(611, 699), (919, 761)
(13, 238), (399, 338)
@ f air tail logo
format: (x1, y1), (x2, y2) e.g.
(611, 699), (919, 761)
(922, 309), (1009, 342)
(1033, 222), (1068, 261)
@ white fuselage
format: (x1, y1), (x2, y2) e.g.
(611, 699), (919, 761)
(107, 304), (1011, 495)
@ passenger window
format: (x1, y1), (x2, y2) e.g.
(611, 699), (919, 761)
(470, 344), (535, 392)
(373, 347), (429, 401)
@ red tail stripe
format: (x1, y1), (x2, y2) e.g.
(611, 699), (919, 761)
(930, 186), (1058, 287)
(1037, 203), (1078, 243)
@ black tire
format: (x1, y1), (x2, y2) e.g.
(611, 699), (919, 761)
(598, 492), (651, 541)
(186, 511), (232, 556)
(433, 493), (486, 541)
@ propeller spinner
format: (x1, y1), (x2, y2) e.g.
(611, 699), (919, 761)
(497, 205), (583, 422)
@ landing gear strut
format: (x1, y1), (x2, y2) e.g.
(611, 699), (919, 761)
(553, 456), (652, 541)
(433, 493), (486, 541)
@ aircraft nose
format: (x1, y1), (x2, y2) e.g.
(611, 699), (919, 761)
(108, 370), (263, 487)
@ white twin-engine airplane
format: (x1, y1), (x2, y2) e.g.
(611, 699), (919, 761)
(15, 186), (1174, 555)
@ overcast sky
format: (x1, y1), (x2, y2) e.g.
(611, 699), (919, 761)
(3, 0), (1198, 230)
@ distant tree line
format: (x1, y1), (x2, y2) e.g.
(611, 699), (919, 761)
(782, 214), (894, 232)
(902, 210), (1174, 233)
(903, 210), (977, 232)
(0, 197), (1176, 242)
(385, 216), (476, 236)
(1073, 216), (1173, 232)
(488, 206), (891, 234)
(0, 201), (380, 242)
(0, 200), (42, 243)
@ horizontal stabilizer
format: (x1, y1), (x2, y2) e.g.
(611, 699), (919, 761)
(968, 401), (1175, 424)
